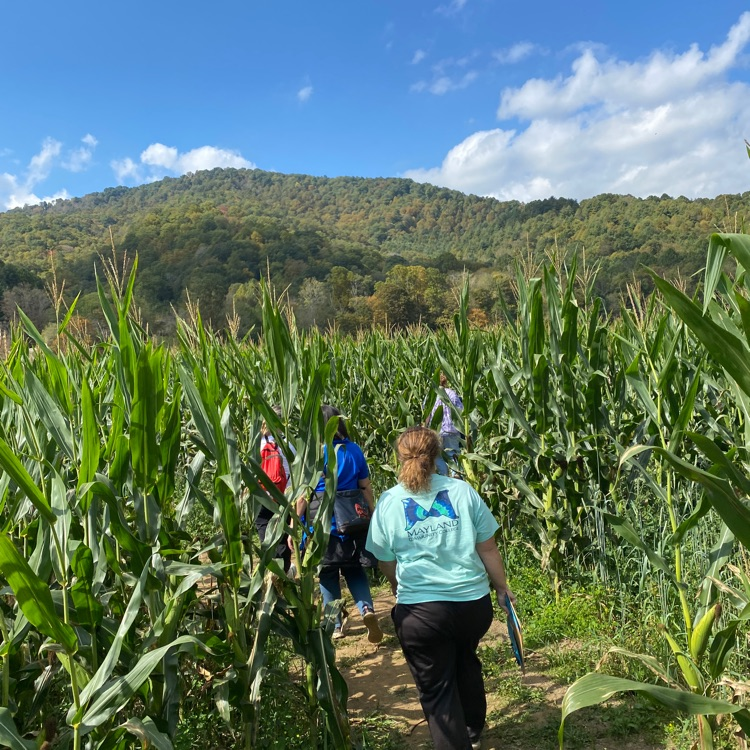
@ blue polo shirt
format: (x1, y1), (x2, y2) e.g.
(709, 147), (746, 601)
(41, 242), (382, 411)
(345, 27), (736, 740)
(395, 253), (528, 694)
(314, 439), (369, 492)
(314, 439), (370, 538)
(366, 475), (498, 604)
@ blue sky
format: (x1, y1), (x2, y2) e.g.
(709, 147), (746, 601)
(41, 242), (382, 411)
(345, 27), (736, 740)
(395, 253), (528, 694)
(1, 1), (749, 210)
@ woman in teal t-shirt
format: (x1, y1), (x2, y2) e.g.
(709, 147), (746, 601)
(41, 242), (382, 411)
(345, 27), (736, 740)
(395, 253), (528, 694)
(366, 426), (514, 750)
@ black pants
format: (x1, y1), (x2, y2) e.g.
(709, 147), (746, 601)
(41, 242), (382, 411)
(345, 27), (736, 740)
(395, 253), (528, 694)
(393, 595), (493, 750)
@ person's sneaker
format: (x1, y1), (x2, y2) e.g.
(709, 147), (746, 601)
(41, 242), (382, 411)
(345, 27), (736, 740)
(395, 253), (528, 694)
(362, 608), (383, 644)
(332, 627), (345, 640)
(470, 741), (481, 750)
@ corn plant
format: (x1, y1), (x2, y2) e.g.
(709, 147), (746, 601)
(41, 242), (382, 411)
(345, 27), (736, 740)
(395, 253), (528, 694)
(560, 233), (750, 749)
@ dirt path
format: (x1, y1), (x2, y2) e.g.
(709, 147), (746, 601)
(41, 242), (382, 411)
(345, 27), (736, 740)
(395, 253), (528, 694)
(335, 592), (664, 750)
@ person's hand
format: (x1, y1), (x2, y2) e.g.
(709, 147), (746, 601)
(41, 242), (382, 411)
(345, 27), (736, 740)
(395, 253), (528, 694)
(495, 585), (516, 615)
(287, 535), (296, 552)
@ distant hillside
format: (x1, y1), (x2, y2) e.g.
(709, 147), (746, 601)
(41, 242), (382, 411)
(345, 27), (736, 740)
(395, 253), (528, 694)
(0, 167), (747, 335)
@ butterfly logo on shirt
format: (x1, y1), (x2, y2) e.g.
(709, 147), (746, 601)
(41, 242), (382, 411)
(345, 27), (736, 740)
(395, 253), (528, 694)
(402, 490), (459, 531)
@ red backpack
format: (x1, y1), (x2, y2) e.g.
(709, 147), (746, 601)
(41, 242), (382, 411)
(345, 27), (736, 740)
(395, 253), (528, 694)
(260, 438), (287, 493)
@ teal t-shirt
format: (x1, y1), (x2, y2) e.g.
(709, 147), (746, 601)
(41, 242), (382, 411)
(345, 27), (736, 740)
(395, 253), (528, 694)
(365, 474), (499, 604)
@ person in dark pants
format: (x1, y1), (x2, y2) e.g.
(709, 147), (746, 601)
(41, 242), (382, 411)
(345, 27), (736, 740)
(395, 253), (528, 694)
(291, 405), (383, 643)
(366, 426), (514, 750)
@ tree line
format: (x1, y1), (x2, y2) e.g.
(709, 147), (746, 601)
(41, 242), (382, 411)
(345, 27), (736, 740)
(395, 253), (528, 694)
(0, 167), (746, 337)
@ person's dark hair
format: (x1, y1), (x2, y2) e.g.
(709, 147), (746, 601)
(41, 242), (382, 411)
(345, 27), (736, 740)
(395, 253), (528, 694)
(322, 404), (349, 440)
(397, 426), (441, 493)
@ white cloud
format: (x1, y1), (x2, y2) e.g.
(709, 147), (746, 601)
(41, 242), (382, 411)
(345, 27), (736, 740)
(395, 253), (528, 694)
(499, 13), (750, 119)
(141, 143), (179, 169)
(436, 0), (468, 17)
(27, 138), (62, 185)
(297, 85), (313, 103)
(111, 157), (142, 184)
(405, 12), (750, 201)
(112, 143), (255, 186)
(63, 133), (98, 172)
(412, 49), (427, 65)
(0, 137), (91, 209)
(413, 71), (478, 95)
(493, 42), (543, 65)
(412, 54), (480, 95)
(177, 146), (253, 172)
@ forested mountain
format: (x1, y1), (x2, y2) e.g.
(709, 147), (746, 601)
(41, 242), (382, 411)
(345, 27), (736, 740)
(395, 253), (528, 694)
(0, 167), (747, 336)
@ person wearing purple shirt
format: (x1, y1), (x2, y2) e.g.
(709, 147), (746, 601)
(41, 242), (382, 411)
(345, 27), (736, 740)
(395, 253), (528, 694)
(428, 373), (463, 475)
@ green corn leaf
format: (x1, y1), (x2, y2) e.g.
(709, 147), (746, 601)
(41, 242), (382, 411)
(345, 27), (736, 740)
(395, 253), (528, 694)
(559, 673), (749, 749)
(49, 472), (71, 586)
(625, 353), (659, 425)
(309, 627), (350, 749)
(56, 291), (80, 333)
(120, 253), (139, 317)
(667, 362), (702, 453)
(0, 437), (55, 525)
(175, 451), (206, 530)
(602, 513), (681, 589)
(79, 477), (151, 572)
(23, 369), (74, 460)
(704, 235), (728, 313)
(95, 268), (120, 343)
(602, 647), (679, 688)
(734, 291), (750, 349)
(688, 432), (750, 497)
(0, 376), (23, 406)
(669, 493), (712, 547)
(655, 448), (750, 550)
(131, 347), (159, 491)
(78, 376), (100, 493)
(713, 233), (750, 276)
(70, 545), (103, 629)
(0, 708), (35, 750)
(69, 563), (149, 726)
(56, 652), (92, 695)
(179, 365), (220, 460)
(15, 307), (57, 361)
(78, 635), (205, 734)
(157, 387), (182, 504)
(695, 523), (735, 626)
(0, 534), (78, 654)
(617, 443), (668, 504)
(708, 604), (750, 679)
(119, 716), (174, 750)
(247, 573), (278, 709)
(490, 366), (540, 454)
(650, 271), (750, 399)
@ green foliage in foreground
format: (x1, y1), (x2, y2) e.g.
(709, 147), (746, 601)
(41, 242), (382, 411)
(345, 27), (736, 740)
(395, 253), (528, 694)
(0, 232), (749, 748)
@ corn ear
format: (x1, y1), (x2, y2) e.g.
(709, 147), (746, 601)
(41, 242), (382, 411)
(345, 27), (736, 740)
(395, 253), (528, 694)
(690, 603), (722, 661)
(661, 626), (703, 692)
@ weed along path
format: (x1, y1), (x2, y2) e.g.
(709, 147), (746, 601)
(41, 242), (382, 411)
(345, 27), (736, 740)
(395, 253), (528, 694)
(336, 592), (666, 750)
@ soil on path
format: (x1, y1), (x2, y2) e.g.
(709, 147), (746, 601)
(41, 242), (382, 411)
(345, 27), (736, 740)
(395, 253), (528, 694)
(335, 591), (664, 750)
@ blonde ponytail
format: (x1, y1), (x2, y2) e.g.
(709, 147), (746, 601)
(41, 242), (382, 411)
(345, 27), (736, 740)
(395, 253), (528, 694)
(397, 426), (441, 493)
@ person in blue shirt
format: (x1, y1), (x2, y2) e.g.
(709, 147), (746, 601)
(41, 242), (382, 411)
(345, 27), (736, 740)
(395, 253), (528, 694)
(292, 405), (383, 643)
(366, 425), (514, 750)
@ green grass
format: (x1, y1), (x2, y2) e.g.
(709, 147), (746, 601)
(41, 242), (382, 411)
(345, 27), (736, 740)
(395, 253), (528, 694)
(355, 711), (409, 750)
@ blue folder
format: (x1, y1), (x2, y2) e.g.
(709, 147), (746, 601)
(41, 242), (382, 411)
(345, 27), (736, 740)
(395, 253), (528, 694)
(505, 592), (525, 674)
